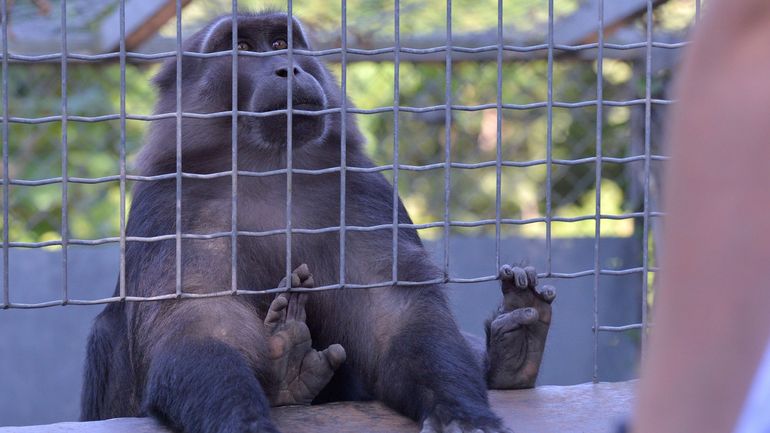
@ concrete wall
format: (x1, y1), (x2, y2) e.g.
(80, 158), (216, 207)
(0, 236), (643, 426)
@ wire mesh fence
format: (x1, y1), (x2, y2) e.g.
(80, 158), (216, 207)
(0, 0), (697, 384)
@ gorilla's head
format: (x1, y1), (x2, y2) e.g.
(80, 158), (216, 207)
(141, 12), (343, 173)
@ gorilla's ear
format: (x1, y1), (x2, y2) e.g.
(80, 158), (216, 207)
(152, 28), (207, 91)
(152, 58), (177, 91)
(293, 17), (314, 50)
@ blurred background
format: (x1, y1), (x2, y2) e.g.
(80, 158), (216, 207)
(0, 0), (697, 426)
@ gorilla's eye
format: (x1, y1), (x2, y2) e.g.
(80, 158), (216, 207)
(236, 41), (251, 51)
(271, 39), (288, 50)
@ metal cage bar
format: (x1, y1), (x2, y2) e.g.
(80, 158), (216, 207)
(0, 98), (676, 126)
(0, 154), (671, 188)
(2, 211), (665, 249)
(60, 0), (70, 305)
(592, 0), (606, 383)
(0, 40), (691, 63)
(545, 0), (554, 276)
(118, 0), (127, 300)
(391, 0), (401, 285)
(339, 0), (348, 287)
(494, 0), (503, 272)
(442, 0), (452, 281)
(174, 0), (184, 297)
(285, 0), (295, 287)
(1, 0), (8, 309)
(641, 0), (654, 350)
(4, 265), (661, 309)
(230, 1), (240, 294)
(0, 2), (692, 356)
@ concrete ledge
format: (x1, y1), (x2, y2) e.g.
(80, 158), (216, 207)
(0, 381), (635, 433)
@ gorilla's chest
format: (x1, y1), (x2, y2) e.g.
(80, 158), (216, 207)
(235, 176), (342, 232)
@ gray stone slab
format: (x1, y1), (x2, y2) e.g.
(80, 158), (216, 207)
(0, 381), (635, 433)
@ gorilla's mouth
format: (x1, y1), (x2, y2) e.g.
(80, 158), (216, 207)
(248, 91), (329, 147)
(256, 95), (326, 116)
(292, 101), (325, 112)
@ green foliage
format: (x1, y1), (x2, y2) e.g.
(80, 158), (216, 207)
(338, 57), (644, 238)
(176, 0), (580, 37)
(0, 0), (693, 243)
(3, 63), (152, 242)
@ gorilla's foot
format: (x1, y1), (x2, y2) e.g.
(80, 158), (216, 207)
(265, 264), (346, 406)
(486, 265), (555, 389)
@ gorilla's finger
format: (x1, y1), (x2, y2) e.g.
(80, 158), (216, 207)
(524, 266), (538, 288)
(286, 292), (302, 321)
(535, 285), (556, 304)
(499, 264), (514, 281)
(295, 293), (308, 323)
(509, 267), (528, 289)
(290, 272), (301, 289)
(322, 344), (346, 370)
(265, 294), (289, 329)
(499, 265), (529, 289)
(294, 263), (311, 281)
(490, 308), (538, 335)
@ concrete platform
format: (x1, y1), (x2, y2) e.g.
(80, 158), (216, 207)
(0, 381), (635, 433)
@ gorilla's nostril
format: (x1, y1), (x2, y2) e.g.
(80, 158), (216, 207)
(275, 67), (301, 78)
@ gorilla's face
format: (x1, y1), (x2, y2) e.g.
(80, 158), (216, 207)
(159, 13), (336, 154)
(229, 15), (330, 149)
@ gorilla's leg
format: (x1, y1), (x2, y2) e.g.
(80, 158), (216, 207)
(308, 251), (505, 432)
(264, 264), (346, 406)
(141, 298), (280, 433)
(374, 286), (504, 433)
(81, 303), (139, 420)
(484, 265), (556, 389)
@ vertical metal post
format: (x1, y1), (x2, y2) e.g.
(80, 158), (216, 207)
(339, 0), (348, 287)
(695, 0), (701, 22)
(641, 0), (654, 349)
(1, 0), (9, 308)
(391, 0), (400, 284)
(443, 0), (452, 280)
(175, 0), (183, 297)
(285, 0), (294, 285)
(494, 0), (503, 271)
(60, 0), (70, 305)
(118, 0), (127, 300)
(231, 2), (239, 294)
(592, 0), (605, 383)
(545, 0), (554, 276)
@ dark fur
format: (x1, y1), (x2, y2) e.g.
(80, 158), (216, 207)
(81, 11), (500, 433)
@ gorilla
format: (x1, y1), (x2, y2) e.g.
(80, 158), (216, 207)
(80, 11), (554, 433)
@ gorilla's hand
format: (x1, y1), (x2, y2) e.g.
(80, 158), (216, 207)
(265, 264), (346, 406)
(487, 265), (555, 389)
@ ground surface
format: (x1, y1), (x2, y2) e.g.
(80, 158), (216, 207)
(0, 381), (634, 433)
